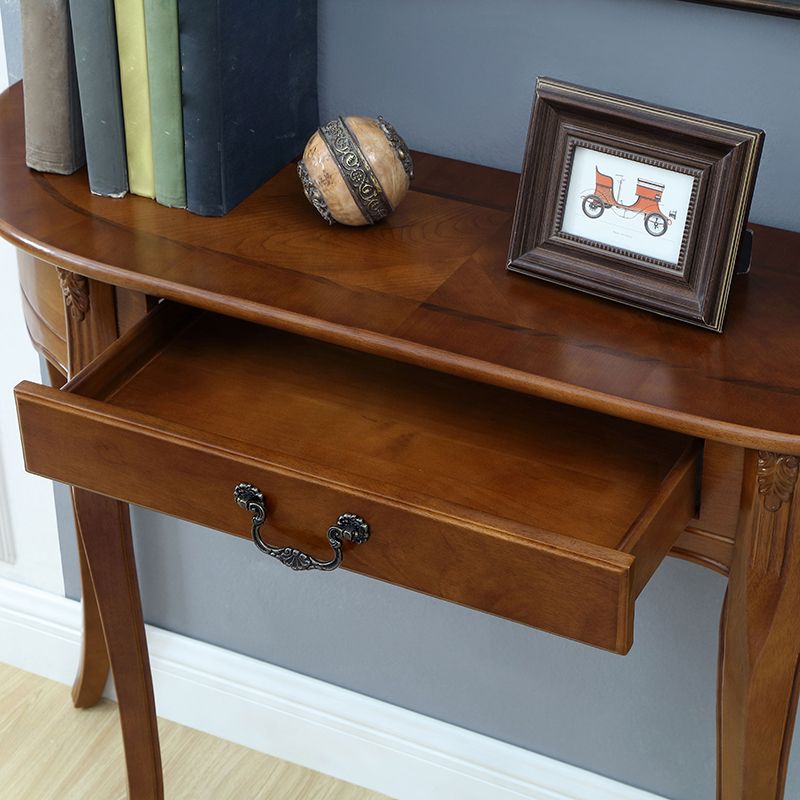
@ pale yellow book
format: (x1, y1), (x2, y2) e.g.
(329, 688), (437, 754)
(115, 0), (155, 197)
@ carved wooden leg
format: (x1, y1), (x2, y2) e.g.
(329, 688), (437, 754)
(73, 489), (163, 800)
(718, 450), (800, 799)
(45, 363), (110, 708)
(56, 273), (121, 705)
(44, 360), (112, 708)
(70, 490), (112, 707)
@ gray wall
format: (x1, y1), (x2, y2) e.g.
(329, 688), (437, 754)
(0, 0), (21, 84)
(49, 2), (800, 799)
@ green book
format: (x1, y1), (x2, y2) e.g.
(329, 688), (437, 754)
(114, 0), (154, 197)
(144, 0), (185, 207)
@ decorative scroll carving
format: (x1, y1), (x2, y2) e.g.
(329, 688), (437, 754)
(757, 451), (799, 512)
(56, 268), (90, 322)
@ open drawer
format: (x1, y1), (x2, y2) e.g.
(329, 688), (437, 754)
(15, 302), (700, 653)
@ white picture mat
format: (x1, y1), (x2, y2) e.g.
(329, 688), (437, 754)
(560, 146), (695, 268)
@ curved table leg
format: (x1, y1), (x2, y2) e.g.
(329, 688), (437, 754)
(44, 360), (111, 708)
(73, 489), (163, 799)
(70, 488), (111, 707)
(718, 449), (800, 799)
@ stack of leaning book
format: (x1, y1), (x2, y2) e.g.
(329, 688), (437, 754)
(18, 0), (319, 216)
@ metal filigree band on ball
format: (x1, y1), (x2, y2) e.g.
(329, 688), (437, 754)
(378, 116), (414, 180)
(319, 117), (393, 224)
(297, 115), (413, 226)
(297, 160), (333, 225)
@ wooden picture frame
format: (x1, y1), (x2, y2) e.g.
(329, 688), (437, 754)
(507, 77), (764, 332)
(679, 0), (800, 18)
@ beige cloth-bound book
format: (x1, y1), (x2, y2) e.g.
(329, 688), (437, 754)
(115, 0), (155, 198)
(20, 0), (85, 174)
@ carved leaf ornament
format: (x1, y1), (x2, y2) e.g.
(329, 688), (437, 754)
(757, 452), (799, 512)
(56, 268), (90, 321)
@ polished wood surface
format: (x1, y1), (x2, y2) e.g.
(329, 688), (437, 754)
(61, 274), (118, 714)
(72, 491), (163, 799)
(6, 71), (800, 798)
(673, 441), (743, 575)
(0, 83), (799, 453)
(59, 270), (156, 789)
(718, 450), (800, 799)
(17, 252), (68, 373)
(16, 303), (698, 653)
(43, 367), (110, 711)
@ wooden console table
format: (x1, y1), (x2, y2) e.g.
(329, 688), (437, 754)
(3, 81), (800, 798)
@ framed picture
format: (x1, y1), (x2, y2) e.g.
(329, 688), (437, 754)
(679, 0), (800, 18)
(507, 78), (764, 331)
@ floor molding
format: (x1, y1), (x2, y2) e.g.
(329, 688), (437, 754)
(0, 577), (667, 800)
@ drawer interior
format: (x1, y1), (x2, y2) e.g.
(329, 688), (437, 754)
(74, 305), (691, 550)
(16, 303), (700, 652)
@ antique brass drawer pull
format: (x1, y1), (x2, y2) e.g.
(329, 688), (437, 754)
(234, 483), (370, 571)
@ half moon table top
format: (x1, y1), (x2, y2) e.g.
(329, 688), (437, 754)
(1, 82), (799, 452)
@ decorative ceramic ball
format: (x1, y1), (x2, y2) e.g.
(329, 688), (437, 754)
(297, 116), (414, 226)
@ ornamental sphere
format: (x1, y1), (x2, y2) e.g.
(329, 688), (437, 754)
(297, 116), (414, 226)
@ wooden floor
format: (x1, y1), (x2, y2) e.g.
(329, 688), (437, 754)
(0, 663), (391, 800)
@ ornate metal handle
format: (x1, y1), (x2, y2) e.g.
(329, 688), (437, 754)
(233, 483), (370, 572)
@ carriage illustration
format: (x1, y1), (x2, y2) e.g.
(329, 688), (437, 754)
(581, 167), (676, 237)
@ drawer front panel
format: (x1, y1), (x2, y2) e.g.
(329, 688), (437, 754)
(17, 384), (635, 652)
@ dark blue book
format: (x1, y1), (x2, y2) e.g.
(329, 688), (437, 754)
(177, 0), (318, 216)
(69, 0), (128, 197)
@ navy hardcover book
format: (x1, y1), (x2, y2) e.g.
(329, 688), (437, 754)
(178, 0), (318, 216)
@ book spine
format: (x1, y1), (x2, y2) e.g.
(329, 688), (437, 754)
(114, 0), (154, 197)
(68, 0), (128, 197)
(143, 0), (185, 208)
(177, 0), (222, 216)
(20, 0), (85, 174)
(178, 0), (318, 216)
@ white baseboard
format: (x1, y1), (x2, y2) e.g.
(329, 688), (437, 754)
(0, 468), (14, 564)
(0, 577), (667, 800)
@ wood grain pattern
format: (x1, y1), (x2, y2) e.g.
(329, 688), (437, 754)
(12, 243), (725, 576)
(17, 252), (68, 373)
(6, 72), (800, 800)
(671, 441), (743, 575)
(718, 449), (800, 798)
(40, 366), (112, 713)
(114, 286), (153, 337)
(68, 502), (110, 712)
(0, 663), (386, 800)
(72, 491), (163, 799)
(15, 303), (698, 653)
(62, 273), (120, 713)
(14, 256), (116, 712)
(0, 84), (798, 453)
(58, 270), (161, 796)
